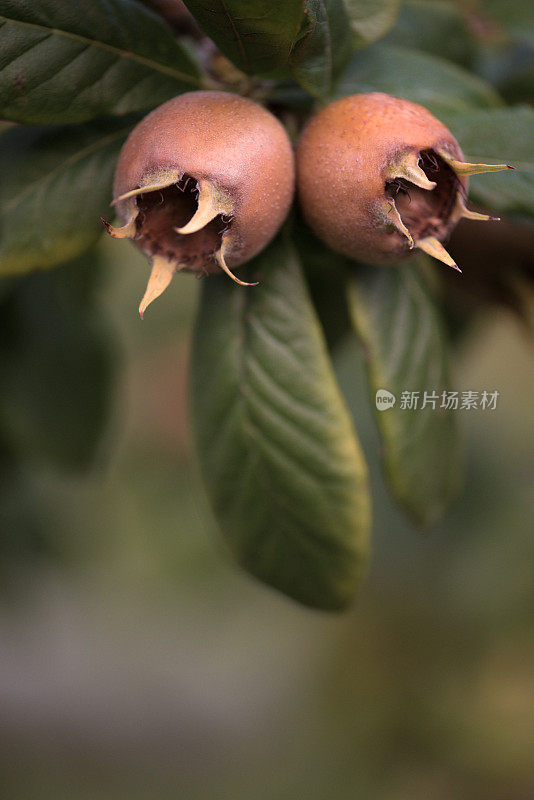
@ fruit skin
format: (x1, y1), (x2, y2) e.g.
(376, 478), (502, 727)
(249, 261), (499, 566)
(296, 92), (466, 264)
(113, 90), (295, 271)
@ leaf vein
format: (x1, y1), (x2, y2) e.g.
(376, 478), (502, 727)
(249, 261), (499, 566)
(0, 14), (203, 87)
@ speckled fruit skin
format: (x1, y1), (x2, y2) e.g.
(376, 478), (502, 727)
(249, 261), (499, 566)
(297, 92), (466, 263)
(114, 90), (295, 269)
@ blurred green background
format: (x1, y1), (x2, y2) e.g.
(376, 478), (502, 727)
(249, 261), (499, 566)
(1, 232), (533, 800)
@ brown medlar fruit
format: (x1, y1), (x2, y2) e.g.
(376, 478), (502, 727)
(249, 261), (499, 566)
(104, 90), (295, 315)
(296, 92), (512, 272)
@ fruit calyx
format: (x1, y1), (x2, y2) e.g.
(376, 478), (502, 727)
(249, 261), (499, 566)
(103, 172), (257, 318)
(383, 148), (512, 271)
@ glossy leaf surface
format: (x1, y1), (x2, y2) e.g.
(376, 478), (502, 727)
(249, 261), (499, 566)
(0, 0), (201, 123)
(191, 236), (371, 610)
(183, 0), (304, 74)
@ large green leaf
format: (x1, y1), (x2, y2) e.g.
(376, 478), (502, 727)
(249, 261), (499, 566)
(0, 250), (116, 472)
(345, 0), (400, 49)
(448, 106), (534, 218)
(290, 0), (354, 98)
(182, 0), (304, 75)
(0, 118), (132, 276)
(383, 0), (474, 68)
(333, 43), (501, 118)
(0, 0), (201, 124)
(191, 235), (371, 610)
(348, 260), (461, 527)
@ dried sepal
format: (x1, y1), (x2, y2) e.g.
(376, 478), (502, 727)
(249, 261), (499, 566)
(437, 150), (513, 177)
(175, 179), (233, 235)
(386, 151), (437, 191)
(101, 215), (137, 239)
(215, 237), (258, 287)
(451, 193), (500, 224)
(112, 169), (183, 205)
(139, 256), (184, 319)
(416, 236), (461, 272)
(383, 200), (414, 247)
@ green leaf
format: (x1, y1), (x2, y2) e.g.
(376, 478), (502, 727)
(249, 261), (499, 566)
(333, 43), (501, 118)
(290, 0), (354, 98)
(480, 38), (534, 107)
(345, 0), (400, 49)
(480, 0), (534, 32)
(182, 0), (304, 75)
(448, 106), (534, 217)
(191, 235), (371, 610)
(0, 118), (132, 276)
(294, 221), (352, 351)
(0, 0), (201, 124)
(0, 250), (116, 472)
(348, 260), (461, 527)
(382, 0), (474, 68)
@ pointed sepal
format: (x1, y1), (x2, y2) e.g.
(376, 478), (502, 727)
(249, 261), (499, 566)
(112, 169), (183, 206)
(175, 179), (233, 235)
(386, 200), (414, 247)
(215, 238), (258, 287)
(101, 215), (137, 239)
(139, 256), (183, 318)
(416, 236), (462, 272)
(437, 150), (514, 177)
(387, 151), (436, 191)
(451, 193), (500, 224)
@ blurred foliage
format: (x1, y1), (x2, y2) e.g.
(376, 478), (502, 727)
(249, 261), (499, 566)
(383, 1), (475, 67)
(0, 251), (116, 470)
(0, 119), (133, 275)
(0, 250), (117, 569)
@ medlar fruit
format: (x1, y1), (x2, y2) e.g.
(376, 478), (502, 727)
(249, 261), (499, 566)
(297, 92), (512, 272)
(104, 90), (295, 315)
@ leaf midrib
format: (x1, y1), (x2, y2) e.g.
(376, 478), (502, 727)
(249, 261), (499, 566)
(218, 0), (249, 73)
(0, 15), (203, 87)
(232, 298), (336, 556)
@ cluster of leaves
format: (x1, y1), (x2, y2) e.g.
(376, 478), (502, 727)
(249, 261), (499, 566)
(1, 0), (533, 608)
